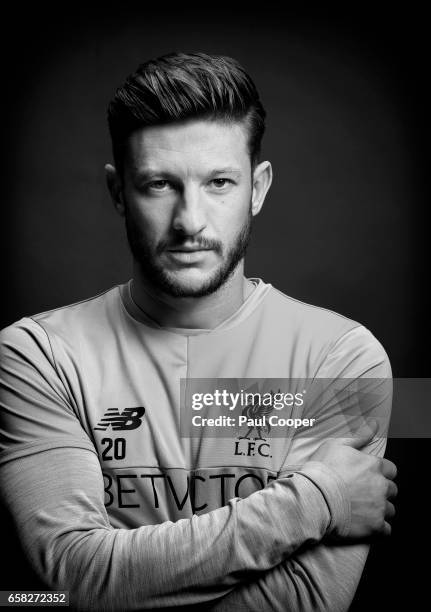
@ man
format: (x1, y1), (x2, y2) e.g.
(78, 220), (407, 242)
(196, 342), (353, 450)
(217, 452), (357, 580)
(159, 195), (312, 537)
(0, 52), (396, 610)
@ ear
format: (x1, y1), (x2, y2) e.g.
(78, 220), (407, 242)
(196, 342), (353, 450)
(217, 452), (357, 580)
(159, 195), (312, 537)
(251, 161), (272, 216)
(105, 163), (125, 217)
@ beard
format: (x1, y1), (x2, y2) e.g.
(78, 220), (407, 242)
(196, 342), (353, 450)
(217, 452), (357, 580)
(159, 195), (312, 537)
(125, 206), (253, 298)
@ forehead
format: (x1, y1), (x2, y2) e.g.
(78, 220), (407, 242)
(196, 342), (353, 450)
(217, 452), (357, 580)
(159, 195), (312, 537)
(124, 119), (250, 175)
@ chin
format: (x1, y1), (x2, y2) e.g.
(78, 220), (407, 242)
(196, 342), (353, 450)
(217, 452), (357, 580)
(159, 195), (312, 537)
(161, 271), (220, 298)
(155, 266), (234, 298)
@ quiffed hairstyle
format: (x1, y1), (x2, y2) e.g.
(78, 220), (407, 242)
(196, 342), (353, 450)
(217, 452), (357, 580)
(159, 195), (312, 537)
(107, 52), (266, 171)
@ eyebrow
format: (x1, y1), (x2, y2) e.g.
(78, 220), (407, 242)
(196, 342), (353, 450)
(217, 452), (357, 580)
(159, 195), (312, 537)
(209, 167), (242, 175)
(133, 167), (243, 181)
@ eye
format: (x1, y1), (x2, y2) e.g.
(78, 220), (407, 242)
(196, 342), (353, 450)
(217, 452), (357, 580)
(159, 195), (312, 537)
(210, 178), (232, 189)
(147, 180), (172, 192)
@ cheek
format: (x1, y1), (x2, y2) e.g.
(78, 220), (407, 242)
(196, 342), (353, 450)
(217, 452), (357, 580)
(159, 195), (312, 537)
(212, 192), (251, 235)
(127, 200), (172, 238)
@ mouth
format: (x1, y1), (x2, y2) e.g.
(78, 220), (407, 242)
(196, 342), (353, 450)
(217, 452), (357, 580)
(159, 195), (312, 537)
(167, 246), (213, 253)
(165, 247), (213, 265)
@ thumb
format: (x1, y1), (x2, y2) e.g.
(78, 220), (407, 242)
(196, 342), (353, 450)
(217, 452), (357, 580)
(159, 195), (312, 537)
(343, 419), (379, 450)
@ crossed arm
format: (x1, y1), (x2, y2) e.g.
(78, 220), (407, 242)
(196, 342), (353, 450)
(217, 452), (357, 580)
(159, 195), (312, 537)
(0, 444), (355, 610)
(207, 439), (386, 612)
(0, 322), (393, 611)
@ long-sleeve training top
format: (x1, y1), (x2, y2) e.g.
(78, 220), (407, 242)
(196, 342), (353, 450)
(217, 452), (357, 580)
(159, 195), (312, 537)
(0, 278), (392, 610)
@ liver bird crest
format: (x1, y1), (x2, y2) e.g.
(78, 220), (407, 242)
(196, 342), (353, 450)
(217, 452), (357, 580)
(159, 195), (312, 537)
(238, 390), (278, 441)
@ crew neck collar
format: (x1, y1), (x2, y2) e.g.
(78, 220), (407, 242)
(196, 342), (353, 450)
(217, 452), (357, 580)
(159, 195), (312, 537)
(119, 278), (272, 336)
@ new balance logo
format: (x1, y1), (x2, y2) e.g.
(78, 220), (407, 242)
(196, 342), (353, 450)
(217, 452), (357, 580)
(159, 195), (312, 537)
(94, 407), (146, 431)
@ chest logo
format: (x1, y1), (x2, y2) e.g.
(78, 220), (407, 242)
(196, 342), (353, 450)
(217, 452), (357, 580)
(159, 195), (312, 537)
(94, 407), (146, 431)
(232, 397), (275, 459)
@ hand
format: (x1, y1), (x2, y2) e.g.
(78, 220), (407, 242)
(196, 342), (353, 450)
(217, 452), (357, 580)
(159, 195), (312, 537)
(310, 421), (398, 538)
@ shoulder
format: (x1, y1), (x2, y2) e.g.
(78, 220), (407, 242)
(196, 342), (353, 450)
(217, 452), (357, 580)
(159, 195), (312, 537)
(268, 286), (360, 332)
(0, 283), (126, 358)
(262, 285), (361, 349)
(263, 285), (391, 377)
(2, 283), (124, 336)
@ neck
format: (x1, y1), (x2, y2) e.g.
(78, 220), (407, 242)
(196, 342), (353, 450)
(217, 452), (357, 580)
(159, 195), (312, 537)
(130, 262), (254, 329)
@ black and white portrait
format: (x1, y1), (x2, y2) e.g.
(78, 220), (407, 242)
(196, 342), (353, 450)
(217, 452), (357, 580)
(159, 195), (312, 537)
(0, 6), (428, 611)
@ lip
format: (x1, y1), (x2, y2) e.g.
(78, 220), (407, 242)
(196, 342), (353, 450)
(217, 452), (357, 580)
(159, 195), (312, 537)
(167, 247), (212, 252)
(166, 249), (212, 264)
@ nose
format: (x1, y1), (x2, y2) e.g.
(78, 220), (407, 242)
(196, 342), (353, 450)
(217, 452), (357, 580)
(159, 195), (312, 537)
(172, 185), (206, 236)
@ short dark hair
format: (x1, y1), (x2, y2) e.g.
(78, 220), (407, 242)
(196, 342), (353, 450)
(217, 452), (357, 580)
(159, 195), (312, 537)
(107, 52), (266, 172)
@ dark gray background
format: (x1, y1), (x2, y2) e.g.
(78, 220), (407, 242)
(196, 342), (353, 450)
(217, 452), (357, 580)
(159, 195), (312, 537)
(1, 4), (429, 609)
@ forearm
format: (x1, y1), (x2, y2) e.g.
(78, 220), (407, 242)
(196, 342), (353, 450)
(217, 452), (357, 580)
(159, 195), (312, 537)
(207, 465), (367, 612)
(0, 450), (348, 611)
(208, 542), (369, 612)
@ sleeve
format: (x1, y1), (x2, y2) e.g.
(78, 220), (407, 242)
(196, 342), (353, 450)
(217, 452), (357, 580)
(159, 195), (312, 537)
(0, 320), (351, 611)
(206, 325), (393, 612)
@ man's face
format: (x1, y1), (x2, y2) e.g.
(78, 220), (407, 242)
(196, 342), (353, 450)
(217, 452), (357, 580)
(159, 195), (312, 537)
(119, 119), (255, 298)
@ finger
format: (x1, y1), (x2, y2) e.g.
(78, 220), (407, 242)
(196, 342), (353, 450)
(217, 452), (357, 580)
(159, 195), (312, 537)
(382, 459), (397, 480)
(385, 501), (396, 520)
(386, 480), (398, 500)
(343, 419), (379, 450)
(381, 521), (392, 537)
